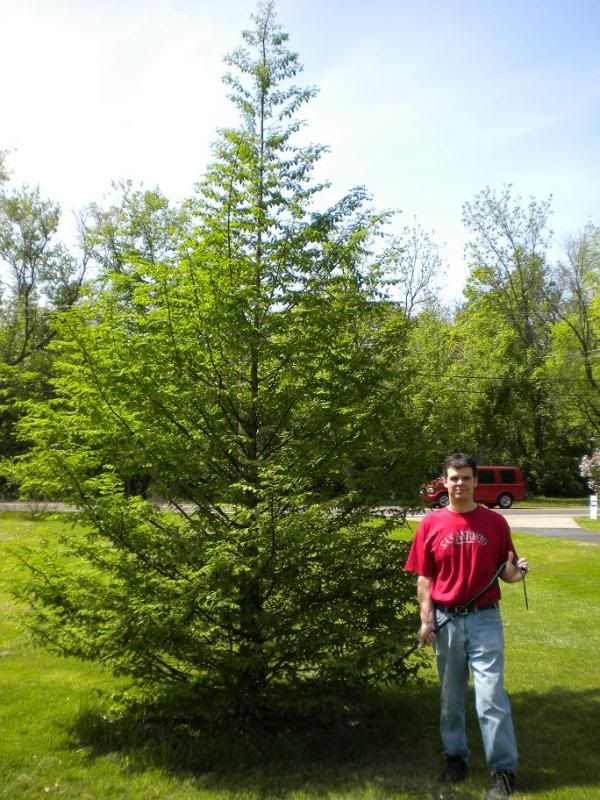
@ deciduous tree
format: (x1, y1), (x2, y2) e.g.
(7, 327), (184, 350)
(382, 221), (445, 318)
(0, 159), (86, 466)
(544, 224), (600, 438)
(461, 186), (564, 490)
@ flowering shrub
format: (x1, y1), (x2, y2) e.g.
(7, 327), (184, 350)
(580, 450), (600, 493)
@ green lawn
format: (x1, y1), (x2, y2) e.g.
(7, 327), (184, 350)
(574, 517), (600, 533)
(0, 513), (599, 799)
(512, 496), (590, 508)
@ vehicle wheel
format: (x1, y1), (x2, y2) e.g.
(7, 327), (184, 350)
(437, 493), (449, 508)
(497, 493), (513, 509)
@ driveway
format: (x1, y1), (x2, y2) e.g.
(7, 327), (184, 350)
(497, 507), (597, 542)
(407, 506), (597, 543)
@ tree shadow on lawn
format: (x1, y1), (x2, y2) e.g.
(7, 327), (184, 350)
(513, 686), (600, 794)
(68, 684), (600, 798)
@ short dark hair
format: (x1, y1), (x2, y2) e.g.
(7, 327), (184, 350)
(443, 452), (478, 478)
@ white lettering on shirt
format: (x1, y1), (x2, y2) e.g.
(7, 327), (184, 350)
(440, 529), (488, 548)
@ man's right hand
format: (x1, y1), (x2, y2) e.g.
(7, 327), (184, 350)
(418, 621), (437, 646)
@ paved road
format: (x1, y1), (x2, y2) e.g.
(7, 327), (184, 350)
(408, 506), (598, 542)
(1, 502), (597, 542)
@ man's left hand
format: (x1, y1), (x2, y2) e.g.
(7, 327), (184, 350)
(502, 551), (529, 582)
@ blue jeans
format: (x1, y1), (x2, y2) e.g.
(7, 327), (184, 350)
(434, 605), (518, 773)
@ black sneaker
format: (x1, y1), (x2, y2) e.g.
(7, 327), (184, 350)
(485, 770), (515, 798)
(443, 755), (468, 783)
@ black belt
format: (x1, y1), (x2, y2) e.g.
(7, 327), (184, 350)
(435, 602), (498, 615)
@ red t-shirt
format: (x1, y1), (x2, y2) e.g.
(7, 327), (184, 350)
(405, 505), (517, 607)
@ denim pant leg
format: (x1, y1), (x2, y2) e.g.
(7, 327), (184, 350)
(435, 609), (470, 761)
(466, 607), (519, 773)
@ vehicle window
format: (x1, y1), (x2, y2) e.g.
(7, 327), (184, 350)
(478, 469), (494, 484)
(500, 469), (517, 484)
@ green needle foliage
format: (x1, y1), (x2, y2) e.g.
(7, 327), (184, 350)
(14, 2), (424, 711)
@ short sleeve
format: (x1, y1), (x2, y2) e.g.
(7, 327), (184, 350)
(405, 522), (437, 579)
(498, 514), (518, 562)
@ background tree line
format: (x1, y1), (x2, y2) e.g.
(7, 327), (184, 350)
(404, 188), (599, 495)
(0, 2), (597, 712)
(2, 163), (598, 499)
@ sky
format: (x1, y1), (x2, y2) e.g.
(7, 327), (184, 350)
(2, 0), (599, 303)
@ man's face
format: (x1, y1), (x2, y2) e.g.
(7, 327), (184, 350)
(444, 466), (477, 504)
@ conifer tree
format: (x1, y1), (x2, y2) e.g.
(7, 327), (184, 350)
(17, 3), (423, 709)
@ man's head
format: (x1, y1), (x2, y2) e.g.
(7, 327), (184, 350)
(443, 453), (478, 511)
(443, 452), (478, 479)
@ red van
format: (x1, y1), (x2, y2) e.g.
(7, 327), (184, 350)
(421, 465), (527, 509)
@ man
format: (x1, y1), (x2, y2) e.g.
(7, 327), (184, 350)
(405, 453), (529, 800)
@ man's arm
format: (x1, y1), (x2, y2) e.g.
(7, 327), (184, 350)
(417, 575), (437, 645)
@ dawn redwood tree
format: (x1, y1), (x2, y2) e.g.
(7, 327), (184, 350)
(16, 3), (424, 709)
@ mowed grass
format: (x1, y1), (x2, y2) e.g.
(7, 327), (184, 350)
(511, 497), (590, 508)
(574, 517), (600, 533)
(0, 513), (599, 800)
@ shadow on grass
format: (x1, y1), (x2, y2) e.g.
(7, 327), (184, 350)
(513, 686), (600, 794)
(68, 684), (600, 798)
